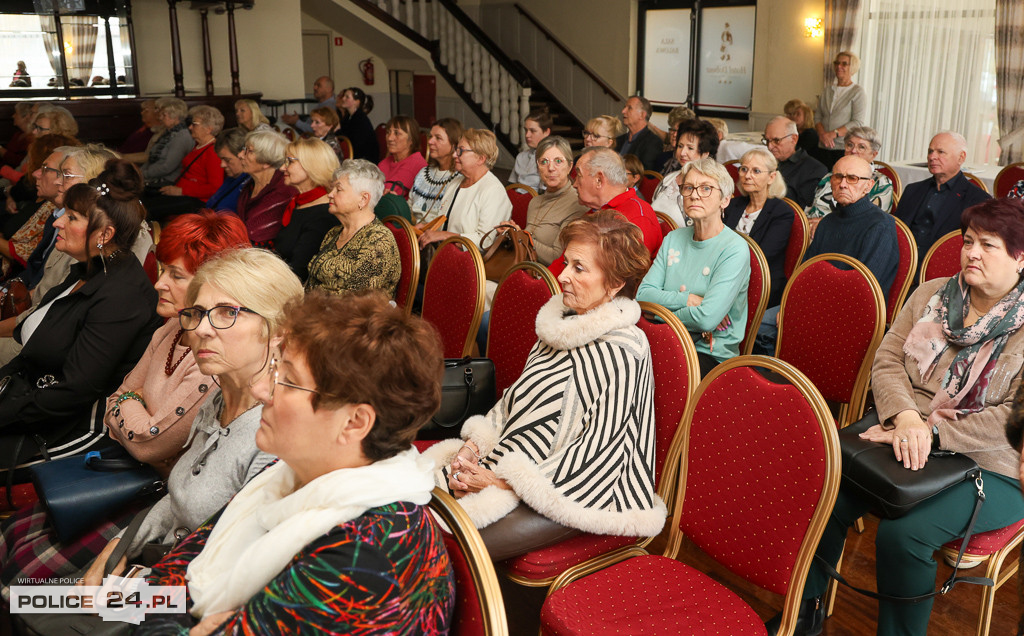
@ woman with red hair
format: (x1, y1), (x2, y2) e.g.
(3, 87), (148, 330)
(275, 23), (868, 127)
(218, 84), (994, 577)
(105, 210), (250, 475)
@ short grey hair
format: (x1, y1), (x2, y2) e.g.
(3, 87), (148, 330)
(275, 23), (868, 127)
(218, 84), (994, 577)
(579, 147), (628, 186)
(536, 135), (573, 167)
(682, 157), (734, 200)
(737, 147), (787, 199)
(767, 115), (798, 137)
(846, 126), (881, 153)
(215, 127), (247, 156)
(189, 105), (225, 136)
(934, 130), (968, 156)
(244, 129), (289, 168)
(335, 159), (385, 209)
(155, 97), (188, 123)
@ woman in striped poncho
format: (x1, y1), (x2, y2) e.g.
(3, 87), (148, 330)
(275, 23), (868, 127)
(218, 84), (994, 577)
(426, 211), (667, 560)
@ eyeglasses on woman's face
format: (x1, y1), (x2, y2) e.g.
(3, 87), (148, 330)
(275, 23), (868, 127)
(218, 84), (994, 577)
(582, 130), (610, 141)
(538, 157), (567, 167)
(179, 305), (259, 331)
(266, 356), (333, 401)
(453, 146), (477, 157)
(680, 184), (720, 198)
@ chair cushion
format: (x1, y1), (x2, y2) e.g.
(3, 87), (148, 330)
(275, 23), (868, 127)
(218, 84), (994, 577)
(540, 554), (766, 635)
(423, 242), (481, 358)
(502, 533), (637, 580)
(942, 518), (1024, 556)
(489, 269), (553, 397)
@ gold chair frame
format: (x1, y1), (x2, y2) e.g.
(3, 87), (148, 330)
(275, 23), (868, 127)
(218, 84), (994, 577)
(382, 215), (420, 316)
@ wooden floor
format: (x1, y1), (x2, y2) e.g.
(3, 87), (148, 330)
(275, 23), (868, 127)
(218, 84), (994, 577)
(679, 515), (1022, 636)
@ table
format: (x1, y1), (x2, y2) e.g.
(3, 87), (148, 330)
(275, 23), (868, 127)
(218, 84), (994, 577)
(887, 162), (1001, 193)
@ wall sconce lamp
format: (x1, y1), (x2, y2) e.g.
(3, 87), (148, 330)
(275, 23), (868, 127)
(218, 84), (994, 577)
(805, 17), (823, 38)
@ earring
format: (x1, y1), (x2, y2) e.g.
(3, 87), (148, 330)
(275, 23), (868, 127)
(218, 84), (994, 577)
(98, 240), (107, 275)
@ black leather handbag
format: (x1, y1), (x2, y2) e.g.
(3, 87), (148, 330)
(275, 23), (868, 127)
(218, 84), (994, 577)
(419, 357), (496, 440)
(30, 448), (164, 542)
(838, 412), (981, 519)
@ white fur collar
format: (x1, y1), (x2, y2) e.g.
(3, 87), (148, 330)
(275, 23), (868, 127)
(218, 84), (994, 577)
(534, 295), (641, 350)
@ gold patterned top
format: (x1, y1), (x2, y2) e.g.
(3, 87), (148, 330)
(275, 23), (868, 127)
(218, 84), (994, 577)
(304, 219), (401, 298)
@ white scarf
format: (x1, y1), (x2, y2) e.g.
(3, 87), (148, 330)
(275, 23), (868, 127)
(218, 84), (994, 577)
(187, 448), (436, 618)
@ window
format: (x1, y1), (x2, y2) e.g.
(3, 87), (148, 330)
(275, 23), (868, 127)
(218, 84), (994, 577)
(853, 0), (997, 164)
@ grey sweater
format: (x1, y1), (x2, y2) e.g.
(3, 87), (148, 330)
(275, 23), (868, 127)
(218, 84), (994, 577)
(120, 389), (274, 555)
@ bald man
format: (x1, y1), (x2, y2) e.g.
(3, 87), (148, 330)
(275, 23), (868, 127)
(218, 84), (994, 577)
(281, 76), (336, 134)
(804, 155), (899, 296)
(895, 131), (990, 266)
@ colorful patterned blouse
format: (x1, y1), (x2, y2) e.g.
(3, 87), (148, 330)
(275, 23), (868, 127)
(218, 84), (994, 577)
(138, 500), (454, 635)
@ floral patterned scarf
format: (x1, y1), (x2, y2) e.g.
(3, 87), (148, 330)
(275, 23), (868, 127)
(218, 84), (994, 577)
(904, 274), (1024, 425)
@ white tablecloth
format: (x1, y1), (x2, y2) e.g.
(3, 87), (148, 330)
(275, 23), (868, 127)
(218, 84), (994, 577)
(887, 162), (1000, 193)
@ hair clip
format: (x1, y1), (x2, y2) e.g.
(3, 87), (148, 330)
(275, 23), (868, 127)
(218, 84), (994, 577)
(95, 183), (110, 196)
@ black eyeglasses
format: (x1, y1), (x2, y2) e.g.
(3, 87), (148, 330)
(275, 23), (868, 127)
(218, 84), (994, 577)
(762, 135), (794, 146)
(681, 184), (721, 198)
(583, 131), (610, 141)
(454, 147), (476, 157)
(179, 305), (259, 331)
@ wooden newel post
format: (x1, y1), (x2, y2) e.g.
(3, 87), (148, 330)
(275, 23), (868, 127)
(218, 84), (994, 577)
(167, 0), (185, 97)
(226, 2), (241, 96)
(200, 9), (214, 96)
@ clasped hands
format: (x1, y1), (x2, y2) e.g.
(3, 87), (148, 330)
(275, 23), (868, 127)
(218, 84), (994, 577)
(858, 409), (933, 471)
(447, 441), (511, 497)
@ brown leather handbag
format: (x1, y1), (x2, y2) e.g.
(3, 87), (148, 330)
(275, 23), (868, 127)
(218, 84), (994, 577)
(0, 278), (31, 320)
(481, 226), (537, 282)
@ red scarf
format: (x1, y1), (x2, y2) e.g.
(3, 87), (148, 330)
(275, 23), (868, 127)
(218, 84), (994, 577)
(282, 186), (327, 227)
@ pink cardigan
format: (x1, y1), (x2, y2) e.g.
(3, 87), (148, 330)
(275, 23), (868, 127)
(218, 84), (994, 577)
(105, 320), (213, 477)
(380, 152), (427, 199)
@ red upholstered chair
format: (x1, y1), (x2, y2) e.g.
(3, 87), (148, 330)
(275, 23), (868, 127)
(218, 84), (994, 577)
(654, 211), (677, 238)
(738, 234), (769, 355)
(336, 135), (354, 160)
(500, 303), (700, 588)
(382, 215), (420, 316)
(994, 162), (1024, 198)
(639, 170), (662, 202)
(422, 237), (485, 358)
(963, 172), (990, 194)
(887, 216), (918, 325)
(782, 198), (809, 279)
(487, 262), (559, 399)
(776, 254), (885, 429)
(505, 183), (537, 229)
(375, 123), (387, 159)
(539, 356), (840, 636)
(919, 230), (963, 285)
(429, 488), (509, 636)
(723, 160), (741, 189)
(874, 160), (902, 199)
(143, 251), (159, 285)
(939, 519), (1024, 636)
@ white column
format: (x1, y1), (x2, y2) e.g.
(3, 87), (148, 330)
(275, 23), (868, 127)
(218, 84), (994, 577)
(489, 58), (500, 118)
(454, 27), (465, 84)
(405, 0), (414, 30)
(470, 42), (482, 102)
(518, 86), (532, 150)
(438, 10), (449, 67)
(420, 0), (429, 40)
(480, 55), (491, 114)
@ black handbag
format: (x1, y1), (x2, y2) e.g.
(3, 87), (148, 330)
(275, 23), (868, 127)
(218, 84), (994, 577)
(419, 357), (496, 440)
(30, 448), (164, 543)
(838, 412), (981, 519)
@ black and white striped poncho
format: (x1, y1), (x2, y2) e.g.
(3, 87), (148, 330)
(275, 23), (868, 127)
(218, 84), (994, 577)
(427, 295), (667, 537)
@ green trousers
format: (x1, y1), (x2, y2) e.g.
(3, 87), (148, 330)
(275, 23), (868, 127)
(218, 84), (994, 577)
(803, 467), (1024, 635)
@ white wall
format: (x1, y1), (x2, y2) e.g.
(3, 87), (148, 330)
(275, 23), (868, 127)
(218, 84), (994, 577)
(132, 0), (305, 100)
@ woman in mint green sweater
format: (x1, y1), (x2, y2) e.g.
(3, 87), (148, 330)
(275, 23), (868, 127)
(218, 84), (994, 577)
(637, 157), (750, 376)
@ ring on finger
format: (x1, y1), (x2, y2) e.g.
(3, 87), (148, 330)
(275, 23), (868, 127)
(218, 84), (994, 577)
(453, 471), (461, 481)
(900, 438), (909, 444)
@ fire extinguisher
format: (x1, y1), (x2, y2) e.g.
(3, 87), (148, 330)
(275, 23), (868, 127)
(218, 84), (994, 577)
(359, 58), (374, 86)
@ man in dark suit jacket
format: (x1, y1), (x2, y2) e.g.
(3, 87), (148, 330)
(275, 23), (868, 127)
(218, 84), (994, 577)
(895, 131), (991, 268)
(764, 116), (827, 209)
(616, 95), (662, 171)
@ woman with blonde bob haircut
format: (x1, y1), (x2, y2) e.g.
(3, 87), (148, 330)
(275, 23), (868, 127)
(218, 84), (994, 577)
(583, 115), (626, 149)
(234, 98), (271, 133)
(417, 128), (511, 249)
(723, 146), (792, 308)
(274, 138), (341, 280)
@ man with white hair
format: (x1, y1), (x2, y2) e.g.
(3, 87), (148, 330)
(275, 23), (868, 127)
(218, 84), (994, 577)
(548, 147), (662, 276)
(763, 115), (827, 208)
(895, 131), (990, 265)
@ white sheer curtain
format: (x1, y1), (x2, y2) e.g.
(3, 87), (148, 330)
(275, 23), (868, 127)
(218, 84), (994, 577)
(853, 0), (998, 165)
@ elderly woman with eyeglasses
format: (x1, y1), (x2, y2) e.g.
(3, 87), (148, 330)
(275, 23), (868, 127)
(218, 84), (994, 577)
(236, 130), (298, 247)
(638, 158), (750, 378)
(723, 146), (792, 308)
(814, 51), (868, 166)
(808, 125), (895, 235)
(73, 248), (303, 591)
(496, 136), (586, 266)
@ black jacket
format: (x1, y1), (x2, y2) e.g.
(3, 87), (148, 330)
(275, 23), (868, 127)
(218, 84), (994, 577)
(617, 127), (663, 172)
(895, 172), (991, 264)
(723, 197), (794, 307)
(0, 252), (160, 433)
